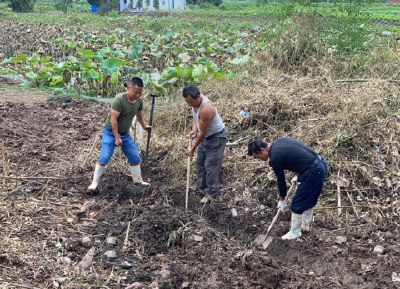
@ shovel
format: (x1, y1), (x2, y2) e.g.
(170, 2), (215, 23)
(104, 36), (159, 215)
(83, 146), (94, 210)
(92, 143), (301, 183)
(141, 93), (158, 181)
(254, 181), (297, 248)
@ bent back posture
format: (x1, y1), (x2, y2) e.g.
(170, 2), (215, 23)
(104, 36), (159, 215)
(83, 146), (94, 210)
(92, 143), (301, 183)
(248, 138), (327, 240)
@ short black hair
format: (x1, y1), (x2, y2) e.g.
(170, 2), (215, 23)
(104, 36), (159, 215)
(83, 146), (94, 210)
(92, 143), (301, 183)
(182, 85), (200, 99)
(125, 77), (143, 88)
(248, 139), (267, 156)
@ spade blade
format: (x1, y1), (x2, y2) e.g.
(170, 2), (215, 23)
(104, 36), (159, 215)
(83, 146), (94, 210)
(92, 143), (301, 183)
(141, 164), (150, 181)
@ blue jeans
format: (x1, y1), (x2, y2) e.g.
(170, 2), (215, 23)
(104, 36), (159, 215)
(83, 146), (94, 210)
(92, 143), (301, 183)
(98, 127), (141, 165)
(292, 157), (327, 214)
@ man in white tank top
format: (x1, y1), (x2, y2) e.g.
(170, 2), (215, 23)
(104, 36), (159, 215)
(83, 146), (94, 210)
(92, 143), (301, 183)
(182, 85), (227, 202)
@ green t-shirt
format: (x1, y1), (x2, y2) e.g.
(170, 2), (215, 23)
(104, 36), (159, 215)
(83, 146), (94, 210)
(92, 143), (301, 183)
(104, 92), (143, 134)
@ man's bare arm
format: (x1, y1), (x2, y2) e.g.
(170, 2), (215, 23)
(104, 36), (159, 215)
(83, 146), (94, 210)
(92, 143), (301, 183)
(190, 103), (215, 151)
(189, 118), (198, 138)
(136, 111), (150, 131)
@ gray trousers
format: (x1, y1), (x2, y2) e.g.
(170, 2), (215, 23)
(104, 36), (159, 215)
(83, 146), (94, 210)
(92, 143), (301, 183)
(197, 137), (227, 197)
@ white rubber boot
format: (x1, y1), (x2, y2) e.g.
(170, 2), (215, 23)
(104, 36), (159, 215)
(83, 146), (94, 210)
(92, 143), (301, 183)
(282, 212), (302, 240)
(130, 165), (150, 186)
(302, 208), (313, 233)
(88, 164), (105, 190)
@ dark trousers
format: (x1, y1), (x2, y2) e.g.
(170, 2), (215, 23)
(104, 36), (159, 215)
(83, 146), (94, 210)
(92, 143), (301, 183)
(292, 157), (328, 214)
(197, 137), (227, 197)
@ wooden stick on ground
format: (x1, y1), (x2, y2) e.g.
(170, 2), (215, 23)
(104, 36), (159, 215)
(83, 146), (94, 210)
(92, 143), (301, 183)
(337, 171), (342, 217)
(314, 205), (365, 210)
(226, 137), (252, 147)
(346, 191), (359, 218)
(123, 221), (131, 251)
(91, 198), (118, 218)
(0, 176), (63, 180)
(82, 133), (100, 167)
(185, 138), (192, 217)
(7, 283), (39, 289)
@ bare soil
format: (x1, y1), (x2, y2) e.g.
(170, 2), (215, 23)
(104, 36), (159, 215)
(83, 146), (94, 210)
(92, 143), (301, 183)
(0, 79), (48, 104)
(0, 97), (399, 289)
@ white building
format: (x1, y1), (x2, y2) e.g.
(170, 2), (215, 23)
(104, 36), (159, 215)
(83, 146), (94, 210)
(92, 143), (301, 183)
(119, 0), (186, 12)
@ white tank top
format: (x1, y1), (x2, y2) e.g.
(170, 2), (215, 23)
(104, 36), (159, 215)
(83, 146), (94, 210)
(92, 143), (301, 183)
(192, 96), (225, 138)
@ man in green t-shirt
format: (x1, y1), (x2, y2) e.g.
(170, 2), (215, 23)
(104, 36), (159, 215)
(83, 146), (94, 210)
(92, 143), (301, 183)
(88, 77), (151, 190)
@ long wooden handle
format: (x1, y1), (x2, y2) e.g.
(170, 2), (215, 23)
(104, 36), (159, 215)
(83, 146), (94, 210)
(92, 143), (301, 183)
(185, 138), (192, 216)
(266, 209), (282, 236)
(118, 146), (122, 162)
(265, 182), (297, 237)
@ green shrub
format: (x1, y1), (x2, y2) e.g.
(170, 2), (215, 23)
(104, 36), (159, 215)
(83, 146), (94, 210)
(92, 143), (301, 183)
(55, 0), (74, 13)
(9, 0), (35, 12)
(87, 0), (100, 6)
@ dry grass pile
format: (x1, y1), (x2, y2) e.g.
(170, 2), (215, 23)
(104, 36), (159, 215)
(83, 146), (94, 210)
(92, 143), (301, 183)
(140, 71), (400, 220)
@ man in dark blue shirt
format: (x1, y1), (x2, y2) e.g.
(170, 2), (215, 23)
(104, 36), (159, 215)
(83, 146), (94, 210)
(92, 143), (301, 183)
(248, 138), (327, 240)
